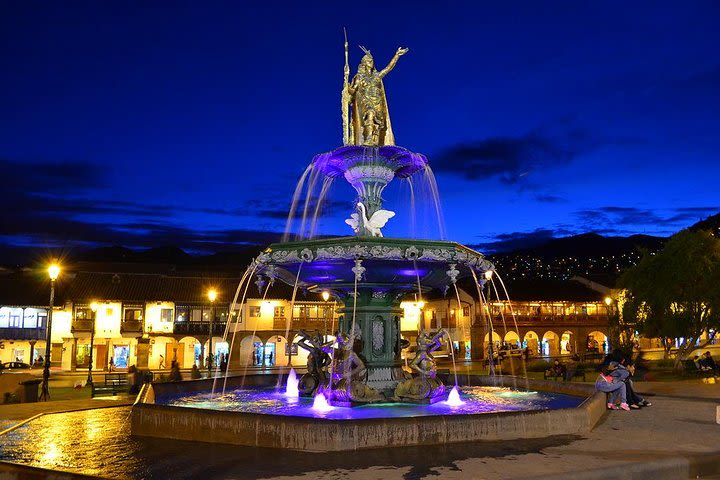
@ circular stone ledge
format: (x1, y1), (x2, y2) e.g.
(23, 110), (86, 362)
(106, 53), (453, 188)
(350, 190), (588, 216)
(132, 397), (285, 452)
(130, 375), (604, 452)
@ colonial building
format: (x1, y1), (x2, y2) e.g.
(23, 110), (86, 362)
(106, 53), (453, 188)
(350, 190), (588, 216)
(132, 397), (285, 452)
(0, 267), (611, 371)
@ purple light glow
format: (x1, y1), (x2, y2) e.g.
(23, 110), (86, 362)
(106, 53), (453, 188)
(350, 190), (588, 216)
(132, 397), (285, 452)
(398, 269), (427, 276)
(163, 386), (584, 420)
(312, 145), (428, 179)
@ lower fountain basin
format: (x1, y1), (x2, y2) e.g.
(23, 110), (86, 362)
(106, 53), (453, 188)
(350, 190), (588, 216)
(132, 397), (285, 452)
(130, 374), (605, 452)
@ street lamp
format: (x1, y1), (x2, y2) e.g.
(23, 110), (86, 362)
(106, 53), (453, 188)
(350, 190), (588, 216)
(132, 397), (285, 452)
(321, 291), (330, 338)
(604, 296), (613, 353)
(87, 302), (98, 387)
(207, 288), (217, 376)
(40, 262), (60, 401)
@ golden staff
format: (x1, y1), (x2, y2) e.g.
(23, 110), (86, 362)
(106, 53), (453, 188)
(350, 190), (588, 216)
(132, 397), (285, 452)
(342, 27), (350, 145)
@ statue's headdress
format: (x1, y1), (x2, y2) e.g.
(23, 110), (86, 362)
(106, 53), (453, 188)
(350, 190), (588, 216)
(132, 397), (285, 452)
(359, 45), (374, 66)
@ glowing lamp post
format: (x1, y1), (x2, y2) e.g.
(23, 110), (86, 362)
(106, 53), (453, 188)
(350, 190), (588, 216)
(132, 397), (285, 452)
(604, 296), (613, 353)
(207, 289), (217, 376)
(40, 263), (61, 401)
(87, 302), (98, 387)
(321, 291), (330, 337)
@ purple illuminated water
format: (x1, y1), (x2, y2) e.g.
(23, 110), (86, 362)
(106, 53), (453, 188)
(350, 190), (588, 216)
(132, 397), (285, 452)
(161, 386), (583, 420)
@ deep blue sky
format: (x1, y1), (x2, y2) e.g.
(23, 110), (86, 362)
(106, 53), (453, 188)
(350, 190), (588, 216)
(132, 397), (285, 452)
(2, 1), (719, 258)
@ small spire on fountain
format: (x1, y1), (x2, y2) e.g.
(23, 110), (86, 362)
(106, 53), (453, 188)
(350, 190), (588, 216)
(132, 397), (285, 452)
(352, 258), (366, 281)
(446, 263), (459, 284)
(255, 275), (267, 294)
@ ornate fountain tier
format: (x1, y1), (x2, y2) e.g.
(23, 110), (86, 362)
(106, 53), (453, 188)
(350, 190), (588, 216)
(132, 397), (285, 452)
(312, 145), (428, 180)
(256, 236), (494, 292)
(312, 145), (428, 221)
(255, 236), (493, 395)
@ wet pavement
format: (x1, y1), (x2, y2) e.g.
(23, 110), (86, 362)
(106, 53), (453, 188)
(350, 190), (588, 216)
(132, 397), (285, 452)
(0, 380), (718, 479)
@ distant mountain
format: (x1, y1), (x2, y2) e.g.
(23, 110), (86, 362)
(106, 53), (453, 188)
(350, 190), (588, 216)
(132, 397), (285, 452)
(688, 212), (720, 236)
(506, 232), (666, 258)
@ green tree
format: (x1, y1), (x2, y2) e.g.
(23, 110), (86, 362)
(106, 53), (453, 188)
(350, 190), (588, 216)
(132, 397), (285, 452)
(618, 230), (720, 367)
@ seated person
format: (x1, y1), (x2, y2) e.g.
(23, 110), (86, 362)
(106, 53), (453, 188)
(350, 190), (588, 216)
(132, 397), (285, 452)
(699, 351), (718, 374)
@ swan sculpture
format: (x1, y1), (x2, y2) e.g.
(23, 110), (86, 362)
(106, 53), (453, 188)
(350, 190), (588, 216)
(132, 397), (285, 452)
(345, 202), (395, 237)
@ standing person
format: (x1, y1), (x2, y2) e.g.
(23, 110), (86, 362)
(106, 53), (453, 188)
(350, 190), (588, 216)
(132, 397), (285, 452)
(158, 354), (165, 369)
(109, 356), (115, 372)
(595, 362), (630, 411)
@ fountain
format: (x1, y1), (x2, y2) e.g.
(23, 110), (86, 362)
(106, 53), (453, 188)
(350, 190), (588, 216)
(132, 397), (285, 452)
(130, 40), (606, 451)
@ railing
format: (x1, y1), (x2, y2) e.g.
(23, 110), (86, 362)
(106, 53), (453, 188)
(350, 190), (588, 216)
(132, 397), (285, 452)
(120, 320), (143, 333)
(491, 314), (608, 325)
(0, 327), (46, 340)
(71, 319), (94, 332)
(173, 322), (227, 336)
(273, 317), (330, 331)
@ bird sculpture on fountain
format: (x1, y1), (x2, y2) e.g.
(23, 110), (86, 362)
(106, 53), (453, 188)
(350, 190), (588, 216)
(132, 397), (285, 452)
(345, 202), (395, 237)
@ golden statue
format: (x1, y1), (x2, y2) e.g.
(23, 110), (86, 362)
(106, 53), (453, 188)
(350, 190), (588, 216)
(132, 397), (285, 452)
(342, 36), (409, 146)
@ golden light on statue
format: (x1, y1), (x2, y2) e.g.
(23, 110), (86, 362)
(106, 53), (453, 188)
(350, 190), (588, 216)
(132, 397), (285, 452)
(208, 289), (217, 303)
(321, 291), (330, 302)
(90, 302), (98, 312)
(484, 270), (494, 281)
(604, 296), (612, 306)
(48, 263), (60, 281)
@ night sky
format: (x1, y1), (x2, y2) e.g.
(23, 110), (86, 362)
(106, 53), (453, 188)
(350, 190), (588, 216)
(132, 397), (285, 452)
(2, 1), (719, 259)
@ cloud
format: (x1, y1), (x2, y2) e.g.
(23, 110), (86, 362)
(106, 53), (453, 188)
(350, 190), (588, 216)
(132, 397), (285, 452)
(535, 194), (566, 203)
(0, 158), (105, 193)
(0, 157), (287, 258)
(574, 206), (718, 233)
(432, 128), (643, 184)
(432, 134), (574, 183)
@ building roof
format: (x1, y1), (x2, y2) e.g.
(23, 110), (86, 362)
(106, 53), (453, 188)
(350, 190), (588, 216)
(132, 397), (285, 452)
(0, 272), (67, 307)
(423, 277), (605, 303)
(0, 269), (329, 306)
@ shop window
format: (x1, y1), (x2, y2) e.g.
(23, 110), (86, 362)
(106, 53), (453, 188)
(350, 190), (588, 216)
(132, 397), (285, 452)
(274, 306), (285, 318)
(123, 307), (143, 322)
(249, 306), (261, 317)
(176, 306), (189, 322)
(160, 308), (173, 323)
(75, 306), (93, 320)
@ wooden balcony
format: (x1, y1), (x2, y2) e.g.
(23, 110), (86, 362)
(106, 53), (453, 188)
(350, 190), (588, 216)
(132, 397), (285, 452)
(120, 319), (143, 334)
(0, 327), (46, 341)
(173, 322), (227, 336)
(272, 317), (330, 331)
(71, 319), (94, 332)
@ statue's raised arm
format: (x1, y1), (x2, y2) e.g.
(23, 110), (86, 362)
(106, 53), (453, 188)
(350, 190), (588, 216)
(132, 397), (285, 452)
(379, 47), (409, 78)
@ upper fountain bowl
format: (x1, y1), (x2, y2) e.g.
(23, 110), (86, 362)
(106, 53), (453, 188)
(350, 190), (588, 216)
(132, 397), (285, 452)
(312, 145), (428, 180)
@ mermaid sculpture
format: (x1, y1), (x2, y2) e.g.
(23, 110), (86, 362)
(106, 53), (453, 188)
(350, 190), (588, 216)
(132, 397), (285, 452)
(326, 332), (383, 405)
(394, 328), (447, 403)
(295, 330), (333, 396)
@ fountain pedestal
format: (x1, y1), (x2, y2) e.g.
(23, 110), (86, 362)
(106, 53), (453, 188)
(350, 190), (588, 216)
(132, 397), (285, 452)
(337, 289), (407, 394)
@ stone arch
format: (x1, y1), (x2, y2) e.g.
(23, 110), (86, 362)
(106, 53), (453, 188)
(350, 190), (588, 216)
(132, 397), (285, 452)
(177, 336), (200, 368)
(264, 334), (288, 367)
(483, 331), (502, 353)
(560, 330), (576, 355)
(523, 331), (540, 354)
(503, 331), (520, 347)
(149, 336), (175, 369)
(587, 330), (608, 354)
(237, 335), (263, 367)
(542, 331), (560, 356)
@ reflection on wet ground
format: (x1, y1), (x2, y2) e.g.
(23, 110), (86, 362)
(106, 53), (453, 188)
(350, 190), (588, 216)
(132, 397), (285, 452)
(0, 406), (580, 479)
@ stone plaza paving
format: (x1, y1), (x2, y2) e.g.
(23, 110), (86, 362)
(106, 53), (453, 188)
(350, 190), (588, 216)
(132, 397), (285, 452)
(0, 380), (718, 479)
